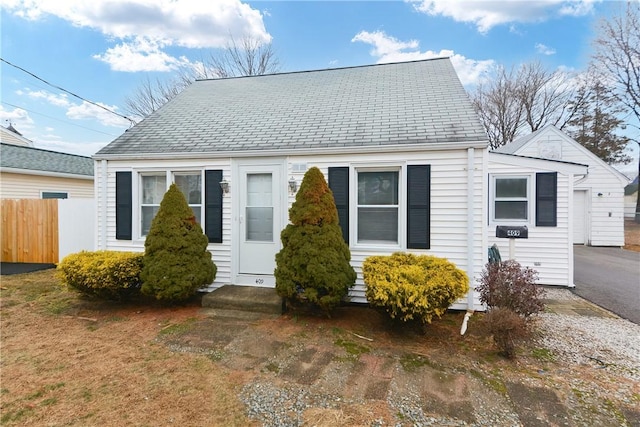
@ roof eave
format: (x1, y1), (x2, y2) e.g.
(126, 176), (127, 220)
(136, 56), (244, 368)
(93, 140), (489, 161)
(0, 167), (94, 180)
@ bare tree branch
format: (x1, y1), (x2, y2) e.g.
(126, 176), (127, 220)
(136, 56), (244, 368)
(591, 1), (640, 221)
(124, 36), (280, 120)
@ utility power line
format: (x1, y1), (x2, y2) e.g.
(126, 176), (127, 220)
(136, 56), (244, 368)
(1, 57), (135, 127)
(2, 101), (121, 137)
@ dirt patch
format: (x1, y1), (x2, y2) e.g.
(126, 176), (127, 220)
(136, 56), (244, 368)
(624, 219), (640, 252)
(2, 271), (639, 426)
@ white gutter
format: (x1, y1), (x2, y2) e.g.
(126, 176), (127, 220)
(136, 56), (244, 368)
(462, 147), (475, 334)
(0, 167), (93, 180)
(92, 140), (490, 161)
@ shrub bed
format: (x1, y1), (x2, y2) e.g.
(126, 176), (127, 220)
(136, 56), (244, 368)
(362, 252), (469, 325)
(57, 250), (143, 300)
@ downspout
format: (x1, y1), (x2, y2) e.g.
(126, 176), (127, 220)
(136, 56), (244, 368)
(100, 159), (108, 250)
(461, 147), (475, 335)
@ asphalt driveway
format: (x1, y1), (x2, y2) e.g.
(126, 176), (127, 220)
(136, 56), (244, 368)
(573, 245), (640, 324)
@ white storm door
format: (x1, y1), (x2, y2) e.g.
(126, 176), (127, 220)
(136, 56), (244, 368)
(238, 165), (282, 276)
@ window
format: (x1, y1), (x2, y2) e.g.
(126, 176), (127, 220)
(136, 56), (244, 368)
(116, 170), (223, 242)
(140, 174), (166, 236)
(492, 176), (529, 222)
(174, 173), (202, 224)
(357, 170), (399, 244)
(41, 191), (68, 199)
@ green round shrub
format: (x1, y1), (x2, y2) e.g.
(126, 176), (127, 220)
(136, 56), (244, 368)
(363, 252), (469, 325)
(56, 250), (143, 300)
(275, 167), (356, 314)
(141, 183), (216, 302)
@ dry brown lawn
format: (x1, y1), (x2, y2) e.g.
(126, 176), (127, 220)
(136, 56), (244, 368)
(624, 219), (640, 252)
(0, 271), (253, 427)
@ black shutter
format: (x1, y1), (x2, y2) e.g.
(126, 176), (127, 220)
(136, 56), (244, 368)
(205, 170), (223, 243)
(115, 171), (132, 240)
(328, 167), (349, 243)
(536, 172), (557, 227)
(407, 165), (431, 249)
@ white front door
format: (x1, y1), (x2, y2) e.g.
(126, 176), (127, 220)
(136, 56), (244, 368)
(237, 163), (283, 285)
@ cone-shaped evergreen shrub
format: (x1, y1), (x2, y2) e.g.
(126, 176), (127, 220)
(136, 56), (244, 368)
(141, 183), (216, 302)
(275, 167), (356, 313)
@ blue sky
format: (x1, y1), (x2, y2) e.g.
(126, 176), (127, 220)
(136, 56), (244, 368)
(0, 0), (637, 177)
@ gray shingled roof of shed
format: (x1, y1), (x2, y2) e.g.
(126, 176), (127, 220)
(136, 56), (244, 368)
(96, 58), (488, 157)
(0, 143), (94, 176)
(492, 125), (553, 154)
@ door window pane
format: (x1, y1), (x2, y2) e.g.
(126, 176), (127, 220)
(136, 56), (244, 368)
(247, 207), (273, 241)
(246, 173), (273, 242)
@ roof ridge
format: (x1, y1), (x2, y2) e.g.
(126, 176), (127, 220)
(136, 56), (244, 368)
(194, 56), (452, 82)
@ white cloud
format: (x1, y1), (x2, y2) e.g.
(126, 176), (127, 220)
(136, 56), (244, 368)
(0, 105), (34, 130)
(23, 89), (72, 107)
(535, 43), (557, 55)
(352, 31), (419, 57)
(3, 0), (271, 72)
(410, 0), (599, 33)
(352, 30), (494, 86)
(93, 37), (192, 72)
(66, 101), (131, 128)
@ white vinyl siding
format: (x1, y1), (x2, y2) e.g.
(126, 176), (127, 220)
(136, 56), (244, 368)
(488, 158), (573, 287)
(95, 159), (233, 290)
(96, 147), (488, 310)
(288, 148), (487, 308)
(513, 127), (627, 246)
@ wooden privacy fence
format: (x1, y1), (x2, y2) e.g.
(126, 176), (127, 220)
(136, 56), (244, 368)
(1, 199), (59, 263)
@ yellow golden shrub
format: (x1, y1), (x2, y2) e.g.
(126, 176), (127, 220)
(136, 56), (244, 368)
(362, 252), (469, 325)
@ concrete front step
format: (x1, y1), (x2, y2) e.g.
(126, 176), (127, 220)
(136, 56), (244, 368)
(199, 308), (279, 321)
(201, 285), (284, 315)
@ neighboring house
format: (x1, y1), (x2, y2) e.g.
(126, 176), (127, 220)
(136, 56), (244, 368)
(495, 125), (629, 247)
(93, 58), (587, 310)
(0, 124), (34, 147)
(0, 143), (94, 199)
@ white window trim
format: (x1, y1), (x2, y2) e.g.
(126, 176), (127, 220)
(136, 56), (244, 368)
(351, 165), (405, 250)
(490, 174), (533, 225)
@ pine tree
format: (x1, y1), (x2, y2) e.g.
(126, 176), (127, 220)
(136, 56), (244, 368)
(566, 77), (631, 165)
(141, 183), (216, 302)
(275, 167), (356, 314)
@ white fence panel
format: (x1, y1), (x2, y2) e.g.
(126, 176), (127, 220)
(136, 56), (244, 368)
(58, 198), (95, 261)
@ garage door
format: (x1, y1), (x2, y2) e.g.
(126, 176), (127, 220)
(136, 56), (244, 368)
(573, 190), (587, 245)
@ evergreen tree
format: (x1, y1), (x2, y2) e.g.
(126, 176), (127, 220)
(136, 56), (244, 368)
(566, 76), (631, 165)
(275, 167), (356, 314)
(141, 183), (216, 302)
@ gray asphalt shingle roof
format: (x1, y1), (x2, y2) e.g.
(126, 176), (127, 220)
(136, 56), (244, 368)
(0, 143), (94, 176)
(96, 58), (488, 157)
